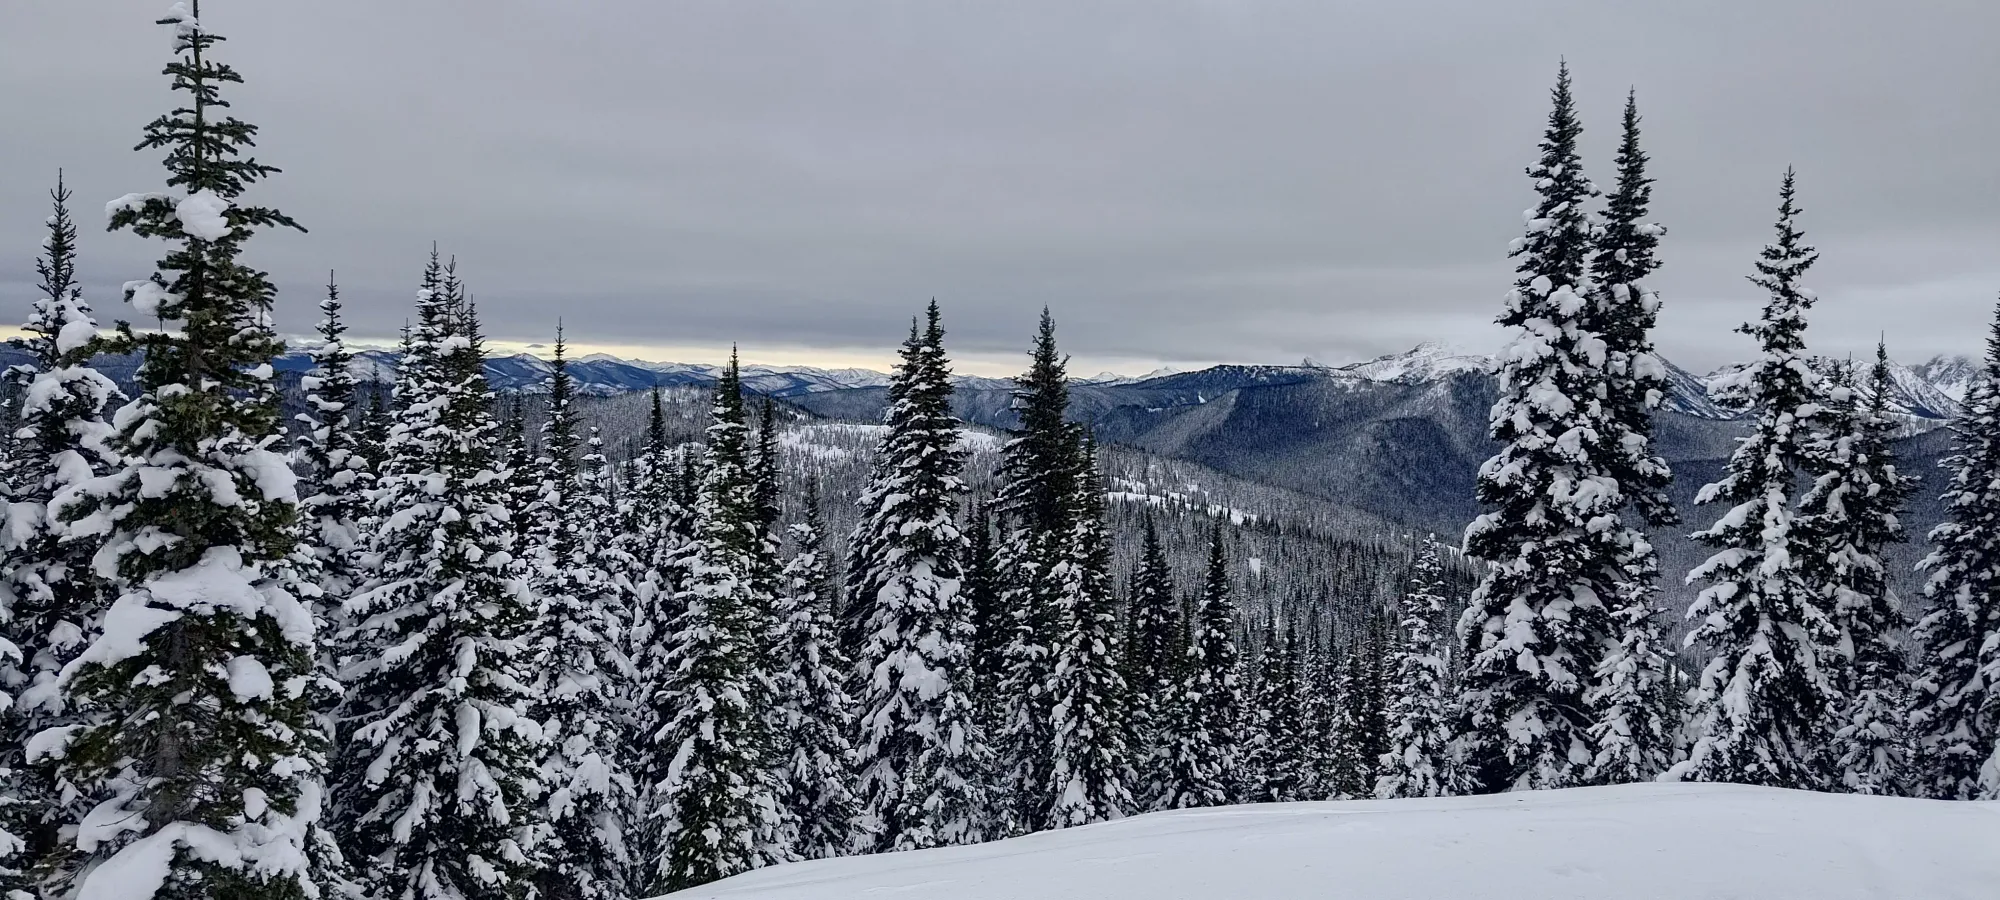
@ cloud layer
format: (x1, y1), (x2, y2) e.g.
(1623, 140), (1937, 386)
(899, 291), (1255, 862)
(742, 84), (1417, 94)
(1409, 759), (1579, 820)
(3, 1), (1995, 374)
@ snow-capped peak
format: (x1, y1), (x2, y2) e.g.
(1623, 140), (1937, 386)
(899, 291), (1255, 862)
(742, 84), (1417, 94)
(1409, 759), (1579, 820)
(1335, 342), (1495, 384)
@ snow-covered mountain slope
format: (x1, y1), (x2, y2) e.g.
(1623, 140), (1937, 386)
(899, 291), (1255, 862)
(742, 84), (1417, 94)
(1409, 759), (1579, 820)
(1912, 353), (1981, 405)
(1331, 340), (1493, 383)
(665, 784), (1999, 900)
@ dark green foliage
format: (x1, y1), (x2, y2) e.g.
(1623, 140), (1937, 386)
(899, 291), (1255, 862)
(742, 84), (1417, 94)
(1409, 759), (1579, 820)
(51, 8), (327, 900)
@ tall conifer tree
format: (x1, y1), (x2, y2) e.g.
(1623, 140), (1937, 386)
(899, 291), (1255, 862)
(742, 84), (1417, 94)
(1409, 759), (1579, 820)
(961, 504), (1008, 726)
(1044, 440), (1131, 827)
(1581, 90), (1680, 786)
(1799, 347), (1918, 794)
(1243, 623), (1307, 803)
(1457, 62), (1623, 793)
(1377, 535), (1470, 798)
(527, 335), (636, 900)
(1121, 515), (1181, 810)
(769, 488), (861, 859)
(294, 275), (368, 625)
(646, 356), (790, 891)
(1672, 170), (1837, 790)
(1589, 90), (1676, 527)
(40, 7), (331, 899)
(994, 309), (1076, 832)
(0, 173), (120, 893)
(335, 266), (546, 900)
(1911, 296), (2000, 801)
(846, 304), (986, 851)
(1157, 526), (1241, 810)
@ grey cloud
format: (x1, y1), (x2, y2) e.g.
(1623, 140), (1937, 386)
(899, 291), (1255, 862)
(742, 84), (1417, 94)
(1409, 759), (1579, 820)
(1, 0), (1995, 373)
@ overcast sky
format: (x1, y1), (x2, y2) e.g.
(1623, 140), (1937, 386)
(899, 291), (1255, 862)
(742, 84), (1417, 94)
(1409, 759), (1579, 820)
(2, 1), (1995, 376)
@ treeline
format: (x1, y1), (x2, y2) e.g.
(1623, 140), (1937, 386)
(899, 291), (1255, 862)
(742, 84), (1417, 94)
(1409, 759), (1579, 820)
(1445, 63), (2000, 803)
(0, 9), (1442, 900)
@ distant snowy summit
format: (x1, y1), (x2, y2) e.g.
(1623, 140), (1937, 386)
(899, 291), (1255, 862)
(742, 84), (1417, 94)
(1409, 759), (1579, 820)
(258, 342), (1981, 424)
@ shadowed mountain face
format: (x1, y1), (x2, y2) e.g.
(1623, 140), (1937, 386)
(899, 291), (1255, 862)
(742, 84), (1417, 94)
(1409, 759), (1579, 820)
(785, 357), (1957, 608)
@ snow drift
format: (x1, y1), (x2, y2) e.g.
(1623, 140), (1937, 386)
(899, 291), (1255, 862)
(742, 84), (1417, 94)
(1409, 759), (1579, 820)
(661, 783), (1999, 900)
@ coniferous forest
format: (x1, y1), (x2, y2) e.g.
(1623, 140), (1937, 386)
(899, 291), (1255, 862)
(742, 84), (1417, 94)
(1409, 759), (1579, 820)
(1, 7), (1996, 900)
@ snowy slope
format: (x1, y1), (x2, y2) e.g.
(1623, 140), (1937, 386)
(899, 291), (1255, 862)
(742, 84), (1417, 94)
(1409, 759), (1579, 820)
(1913, 353), (1982, 406)
(1333, 341), (1493, 383)
(663, 784), (2000, 900)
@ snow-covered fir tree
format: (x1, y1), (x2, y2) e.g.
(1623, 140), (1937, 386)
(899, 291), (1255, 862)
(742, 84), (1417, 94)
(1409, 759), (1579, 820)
(623, 391), (695, 858)
(1376, 534), (1470, 799)
(1911, 296), (2000, 801)
(1297, 637), (1342, 800)
(846, 305), (987, 851)
(334, 266), (546, 900)
(1798, 347), (1918, 795)
(1672, 170), (1838, 790)
(769, 487), (861, 859)
(1333, 620), (1391, 798)
(645, 356), (791, 892)
(1242, 623), (1308, 803)
(1580, 90), (1681, 787)
(1457, 62), (1624, 793)
(1157, 526), (1241, 810)
(994, 309), (1076, 832)
(1589, 90), (1676, 529)
(1043, 442), (1132, 827)
(35, 8), (330, 899)
(294, 276), (370, 748)
(288, 276), (369, 900)
(525, 327), (582, 564)
(528, 401), (636, 900)
(1120, 515), (1181, 811)
(961, 504), (1008, 729)
(294, 274), (369, 610)
(0, 173), (119, 894)
(625, 388), (693, 654)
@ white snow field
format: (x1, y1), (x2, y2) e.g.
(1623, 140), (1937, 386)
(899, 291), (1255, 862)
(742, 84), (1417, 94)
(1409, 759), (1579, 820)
(664, 783), (1999, 900)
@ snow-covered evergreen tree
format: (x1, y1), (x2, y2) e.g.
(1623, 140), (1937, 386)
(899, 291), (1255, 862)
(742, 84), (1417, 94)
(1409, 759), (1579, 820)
(294, 274), (369, 612)
(0, 173), (119, 895)
(1157, 527), (1241, 810)
(1043, 442), (1132, 827)
(623, 391), (693, 858)
(846, 305), (987, 851)
(36, 8), (330, 899)
(1242, 623), (1307, 803)
(334, 267), (546, 900)
(1376, 534), (1470, 799)
(1297, 637), (1341, 800)
(1585, 572), (1680, 786)
(994, 309), (1075, 832)
(1799, 346), (1917, 795)
(769, 489), (861, 859)
(1589, 90), (1676, 528)
(1457, 62), (1623, 793)
(1580, 90), (1681, 788)
(1671, 170), (1837, 790)
(645, 356), (791, 892)
(1911, 297), (2000, 801)
(1334, 621), (1391, 798)
(1120, 515), (1181, 810)
(527, 408), (636, 900)
(961, 504), (1007, 728)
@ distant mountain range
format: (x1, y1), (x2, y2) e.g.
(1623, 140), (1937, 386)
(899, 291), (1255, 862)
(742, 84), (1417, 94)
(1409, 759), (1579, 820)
(3, 338), (1974, 605)
(253, 340), (1980, 426)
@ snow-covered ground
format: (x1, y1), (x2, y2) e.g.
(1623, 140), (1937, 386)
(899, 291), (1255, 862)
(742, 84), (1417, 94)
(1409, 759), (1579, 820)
(662, 784), (1999, 900)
